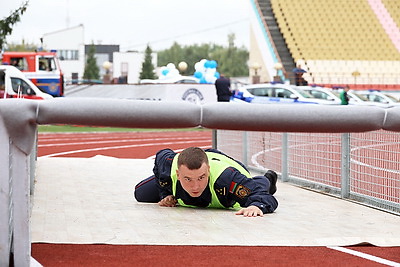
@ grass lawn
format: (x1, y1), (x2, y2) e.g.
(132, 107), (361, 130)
(38, 125), (210, 133)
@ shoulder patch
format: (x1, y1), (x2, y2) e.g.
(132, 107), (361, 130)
(234, 185), (251, 198)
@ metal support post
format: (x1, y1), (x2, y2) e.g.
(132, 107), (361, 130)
(341, 133), (350, 198)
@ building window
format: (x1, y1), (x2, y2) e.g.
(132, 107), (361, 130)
(58, 50), (79, 61)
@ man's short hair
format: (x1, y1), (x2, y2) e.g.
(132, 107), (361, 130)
(178, 147), (208, 170)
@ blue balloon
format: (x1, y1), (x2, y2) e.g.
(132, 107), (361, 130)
(194, 71), (203, 79)
(162, 69), (169, 76)
(210, 60), (217, 68)
(199, 77), (207, 83)
(204, 60), (212, 68)
(214, 71), (220, 78)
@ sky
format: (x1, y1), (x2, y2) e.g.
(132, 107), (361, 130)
(2, 0), (251, 52)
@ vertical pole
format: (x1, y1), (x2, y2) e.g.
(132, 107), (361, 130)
(0, 119), (11, 267)
(212, 129), (217, 149)
(11, 143), (31, 266)
(242, 131), (248, 166)
(281, 133), (289, 182)
(341, 133), (350, 198)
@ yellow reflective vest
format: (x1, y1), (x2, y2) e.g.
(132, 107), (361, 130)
(171, 151), (251, 209)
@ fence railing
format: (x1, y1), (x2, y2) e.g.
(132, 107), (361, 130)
(214, 130), (400, 215)
(1, 98), (400, 266)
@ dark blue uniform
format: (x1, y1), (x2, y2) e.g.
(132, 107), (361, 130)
(134, 148), (278, 214)
(215, 76), (232, 102)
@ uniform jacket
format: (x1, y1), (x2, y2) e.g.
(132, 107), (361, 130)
(153, 148), (278, 213)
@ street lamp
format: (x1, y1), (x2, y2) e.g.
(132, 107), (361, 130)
(102, 61), (112, 83)
(273, 62), (283, 82)
(250, 62), (261, 84)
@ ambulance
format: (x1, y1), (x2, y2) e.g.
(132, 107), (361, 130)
(1, 51), (64, 97)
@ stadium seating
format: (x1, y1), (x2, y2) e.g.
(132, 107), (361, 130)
(268, 0), (400, 88)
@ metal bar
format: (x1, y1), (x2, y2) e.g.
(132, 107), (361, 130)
(341, 133), (350, 198)
(242, 131), (248, 167)
(281, 133), (289, 182)
(0, 118), (11, 267)
(10, 143), (31, 266)
(212, 129), (217, 149)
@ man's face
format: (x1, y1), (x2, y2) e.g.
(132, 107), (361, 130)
(176, 162), (210, 197)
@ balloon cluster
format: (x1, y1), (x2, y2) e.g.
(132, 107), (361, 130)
(158, 63), (180, 80)
(194, 59), (220, 84)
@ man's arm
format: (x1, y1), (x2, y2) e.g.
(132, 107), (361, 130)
(153, 149), (176, 200)
(215, 168), (278, 215)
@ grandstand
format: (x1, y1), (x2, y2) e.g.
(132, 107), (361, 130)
(250, 0), (400, 89)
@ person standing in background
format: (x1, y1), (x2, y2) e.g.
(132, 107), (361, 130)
(340, 86), (350, 105)
(215, 74), (232, 102)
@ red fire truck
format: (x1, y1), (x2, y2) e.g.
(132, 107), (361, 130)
(1, 51), (64, 97)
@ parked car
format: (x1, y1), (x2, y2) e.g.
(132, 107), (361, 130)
(346, 90), (389, 107)
(330, 88), (389, 107)
(0, 65), (53, 100)
(296, 86), (342, 105)
(232, 83), (333, 104)
(356, 90), (400, 107)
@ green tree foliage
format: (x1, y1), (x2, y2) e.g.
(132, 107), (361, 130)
(83, 44), (100, 81)
(139, 44), (156, 80)
(6, 40), (38, 52)
(157, 34), (248, 77)
(0, 1), (29, 51)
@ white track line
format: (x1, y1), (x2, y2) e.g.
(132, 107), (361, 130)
(327, 246), (400, 267)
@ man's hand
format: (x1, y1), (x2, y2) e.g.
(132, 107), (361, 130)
(158, 195), (177, 207)
(235, 205), (263, 217)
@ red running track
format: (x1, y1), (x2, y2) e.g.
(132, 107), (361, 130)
(38, 130), (213, 158)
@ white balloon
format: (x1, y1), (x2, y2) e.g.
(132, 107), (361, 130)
(167, 68), (179, 78)
(167, 63), (176, 69)
(194, 62), (205, 73)
(206, 67), (216, 74)
(205, 71), (217, 83)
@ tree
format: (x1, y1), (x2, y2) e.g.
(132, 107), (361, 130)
(6, 40), (38, 52)
(0, 1), (29, 51)
(213, 34), (249, 77)
(83, 44), (100, 81)
(157, 34), (249, 77)
(139, 44), (156, 80)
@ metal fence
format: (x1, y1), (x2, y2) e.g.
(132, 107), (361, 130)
(215, 130), (400, 215)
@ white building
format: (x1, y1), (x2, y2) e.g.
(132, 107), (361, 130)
(42, 24), (85, 82)
(113, 51), (157, 84)
(42, 25), (157, 84)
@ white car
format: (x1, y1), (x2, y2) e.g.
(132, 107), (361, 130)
(330, 88), (388, 107)
(347, 91), (389, 107)
(296, 86), (342, 105)
(0, 65), (53, 100)
(356, 90), (400, 107)
(233, 83), (334, 104)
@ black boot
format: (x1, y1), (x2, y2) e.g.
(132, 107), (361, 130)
(264, 170), (277, 195)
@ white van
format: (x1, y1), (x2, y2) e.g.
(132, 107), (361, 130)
(0, 65), (53, 100)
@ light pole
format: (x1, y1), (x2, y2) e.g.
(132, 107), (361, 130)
(102, 61), (112, 83)
(250, 62), (261, 84)
(273, 62), (283, 82)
